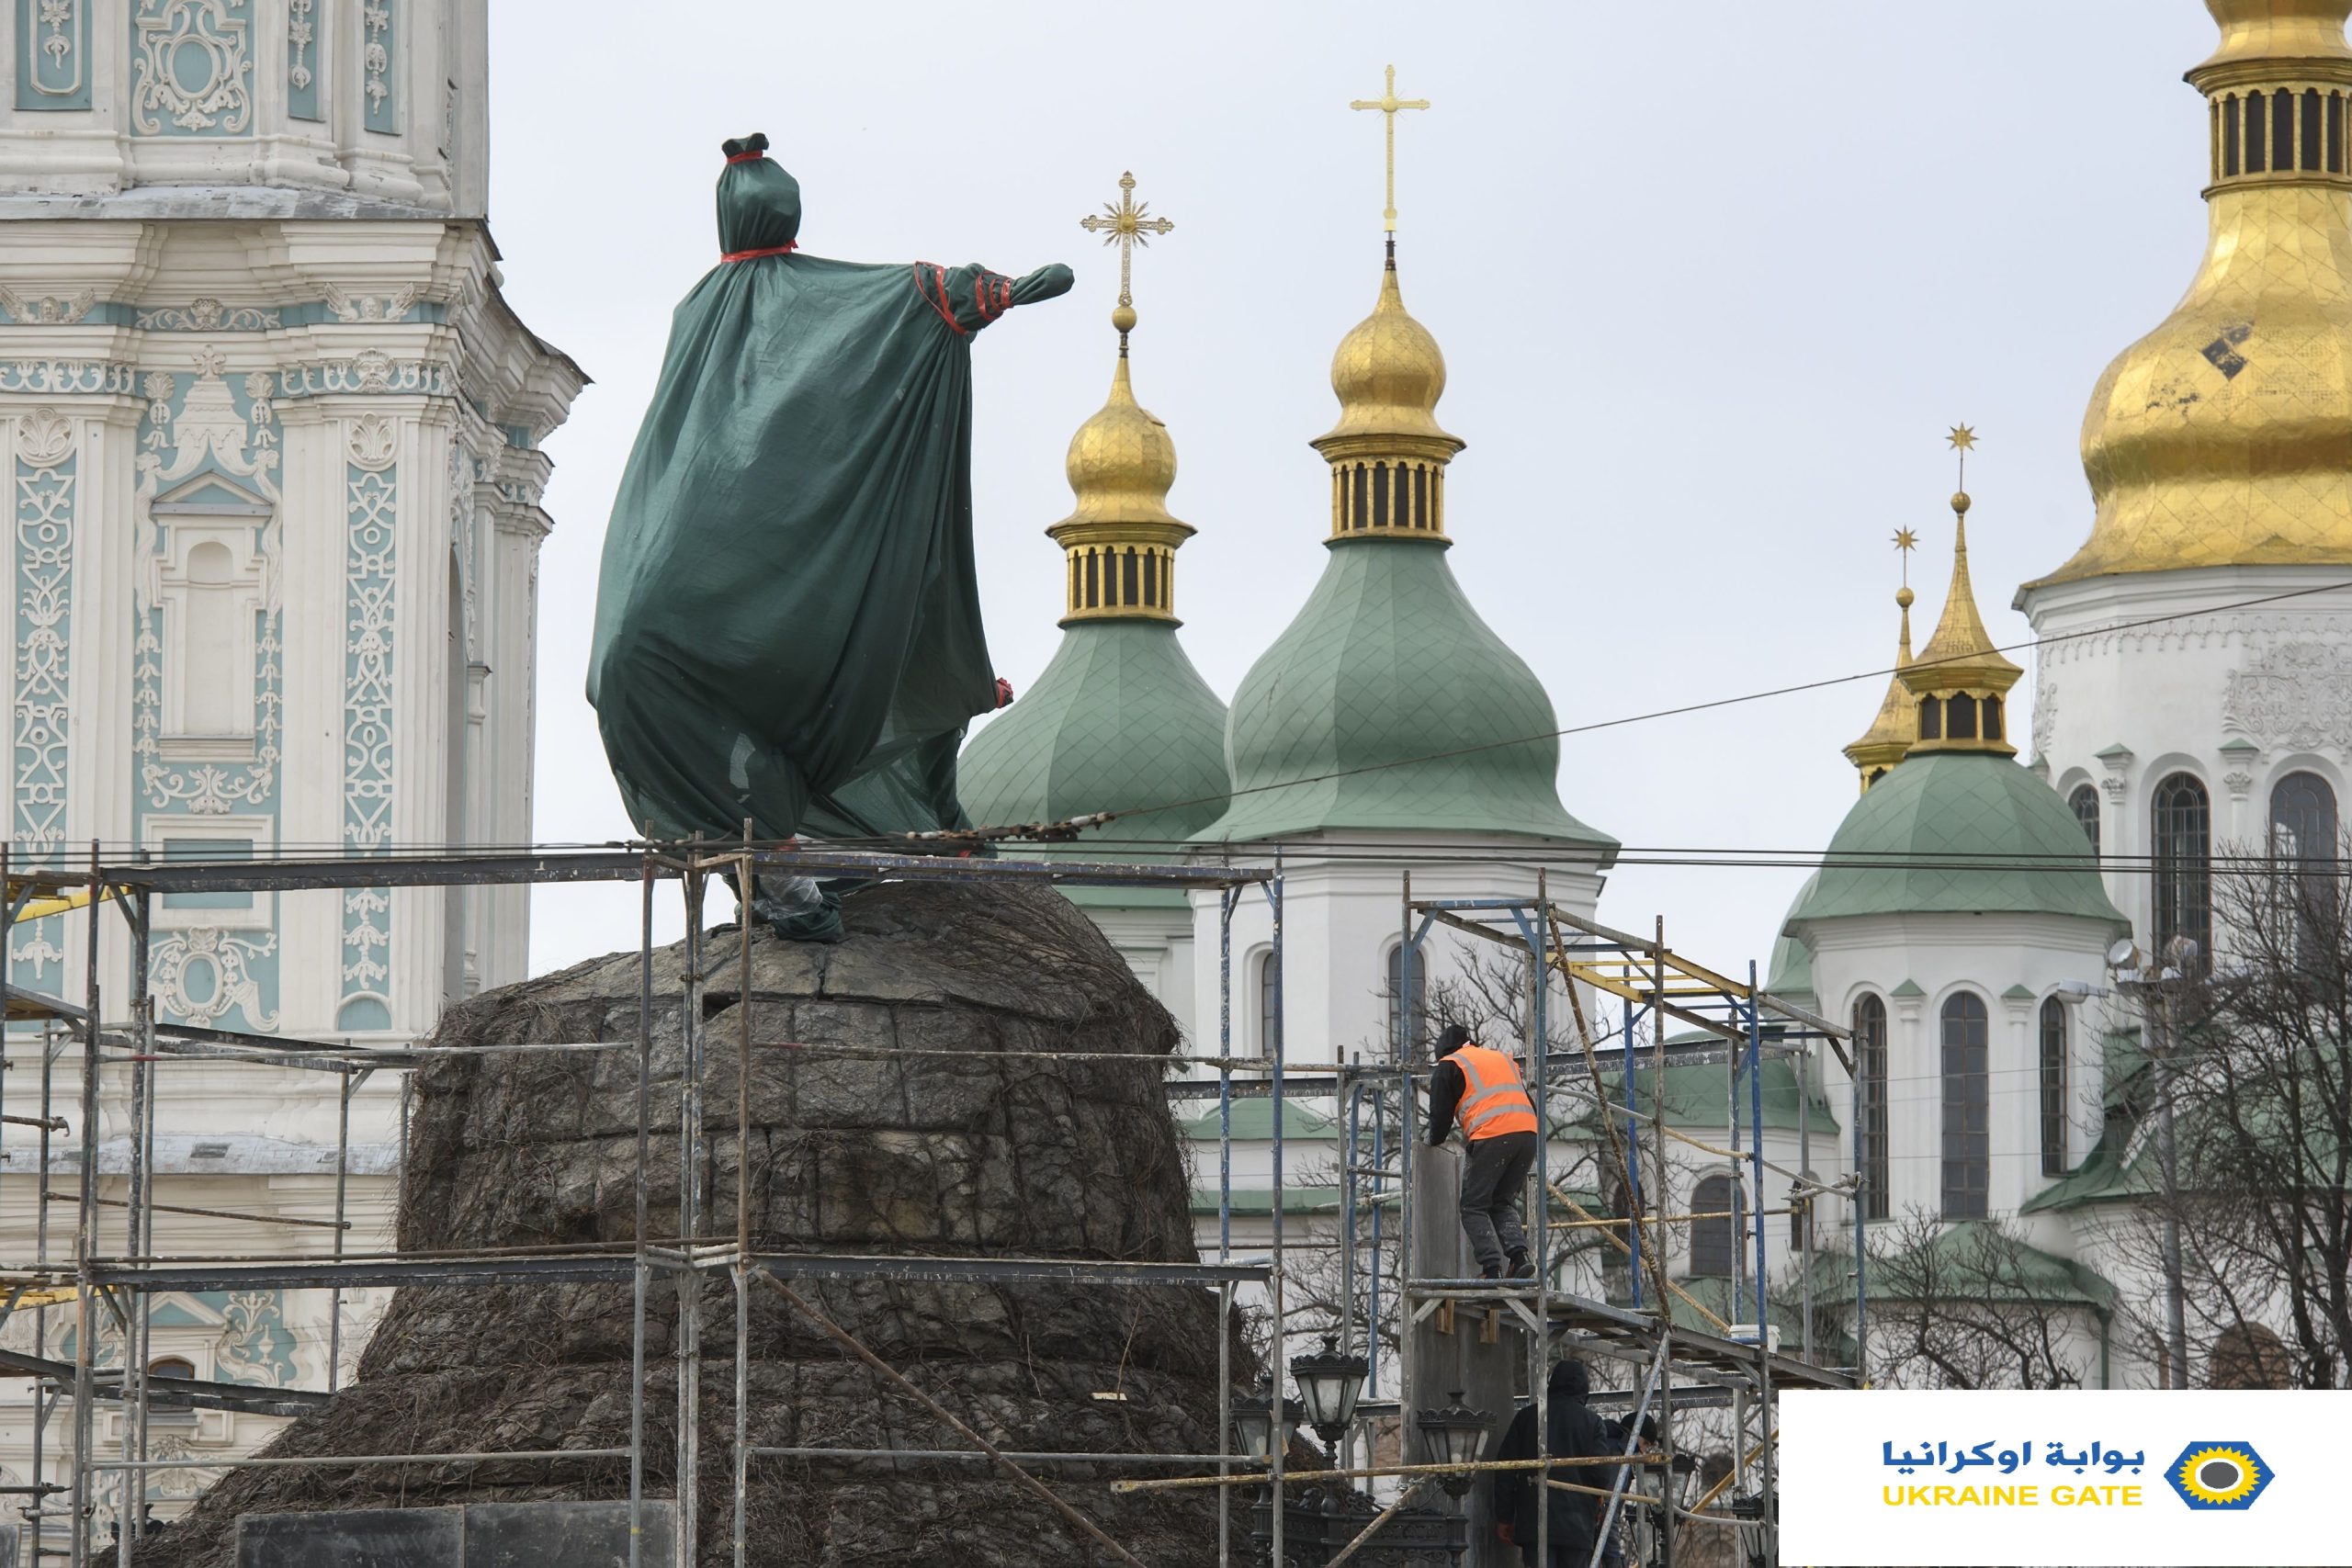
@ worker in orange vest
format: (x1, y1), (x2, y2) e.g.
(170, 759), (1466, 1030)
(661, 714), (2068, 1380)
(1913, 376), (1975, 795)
(1427, 1022), (1539, 1280)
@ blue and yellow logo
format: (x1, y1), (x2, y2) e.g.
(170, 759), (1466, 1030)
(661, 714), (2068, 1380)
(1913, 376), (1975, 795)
(2165, 1441), (2272, 1511)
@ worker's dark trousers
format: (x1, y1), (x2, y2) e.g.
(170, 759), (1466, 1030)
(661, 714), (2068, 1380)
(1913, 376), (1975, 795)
(1457, 1129), (1536, 1275)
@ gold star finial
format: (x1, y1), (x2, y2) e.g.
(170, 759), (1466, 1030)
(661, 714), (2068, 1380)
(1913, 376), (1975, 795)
(1351, 63), (1430, 237)
(1947, 423), (1978, 496)
(1078, 171), (1174, 354)
(1947, 424), (1977, 452)
(1893, 526), (1918, 590)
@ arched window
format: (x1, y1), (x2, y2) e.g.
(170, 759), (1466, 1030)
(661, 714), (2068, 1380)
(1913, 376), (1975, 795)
(1142, 549), (1160, 608)
(2303, 88), (2324, 170)
(2248, 90), (2268, 173)
(1383, 943), (1425, 1056)
(2208, 1323), (2290, 1389)
(1940, 991), (1990, 1220)
(1256, 951), (1279, 1059)
(147, 1356), (194, 1380)
(1852, 994), (1889, 1221)
(2039, 997), (2069, 1178)
(1351, 464), (1369, 529)
(1982, 694), (2004, 741)
(1690, 1174), (1744, 1279)
(179, 540), (243, 737)
(1412, 465), (1430, 528)
(2270, 771), (2336, 863)
(1083, 549), (1100, 608)
(1918, 696), (1943, 741)
(2069, 784), (2101, 853)
(1946, 694), (1979, 740)
(2331, 90), (2346, 173)
(2276, 87), (2298, 170)
(2224, 93), (2242, 175)
(2153, 773), (2213, 957)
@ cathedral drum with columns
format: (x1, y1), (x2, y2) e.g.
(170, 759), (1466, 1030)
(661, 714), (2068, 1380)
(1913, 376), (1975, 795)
(2020, 0), (2352, 954)
(0, 0), (580, 1537)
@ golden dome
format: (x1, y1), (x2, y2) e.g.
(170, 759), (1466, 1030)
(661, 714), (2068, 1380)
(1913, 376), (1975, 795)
(2033, 0), (2352, 588)
(1048, 355), (1193, 624)
(1311, 260), (1465, 541)
(1843, 584), (1917, 792)
(1315, 265), (1461, 451)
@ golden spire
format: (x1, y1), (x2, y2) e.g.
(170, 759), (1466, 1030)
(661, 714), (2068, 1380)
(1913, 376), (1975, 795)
(1903, 427), (2023, 755)
(1842, 530), (1919, 791)
(1351, 64), (1430, 237)
(1078, 171), (1174, 355)
(1050, 172), (1193, 626)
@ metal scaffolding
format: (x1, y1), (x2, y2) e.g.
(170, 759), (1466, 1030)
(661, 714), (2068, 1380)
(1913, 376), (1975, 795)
(0, 841), (1866, 1568)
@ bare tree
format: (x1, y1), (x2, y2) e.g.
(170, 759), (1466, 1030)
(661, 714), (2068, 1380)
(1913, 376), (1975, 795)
(2102, 838), (2352, 1388)
(1842, 1209), (2098, 1389)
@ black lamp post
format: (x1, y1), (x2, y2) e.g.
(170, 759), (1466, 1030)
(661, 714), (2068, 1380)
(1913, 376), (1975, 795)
(1289, 1334), (1370, 1447)
(1231, 1382), (1301, 1463)
(1414, 1390), (1493, 1498)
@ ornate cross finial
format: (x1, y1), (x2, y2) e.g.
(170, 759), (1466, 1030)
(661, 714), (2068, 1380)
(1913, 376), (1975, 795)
(1079, 171), (1173, 354)
(1351, 63), (1430, 237)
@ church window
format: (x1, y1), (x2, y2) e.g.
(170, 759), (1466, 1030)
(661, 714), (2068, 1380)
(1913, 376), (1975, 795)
(1256, 950), (1279, 1058)
(2333, 91), (2346, 173)
(1981, 693), (2003, 741)
(2224, 95), (2242, 175)
(1373, 462), (1391, 527)
(1940, 991), (1990, 1220)
(1120, 547), (1139, 606)
(1351, 464), (1370, 529)
(1083, 549), (1100, 609)
(1383, 942), (1425, 1055)
(2070, 784), (2100, 853)
(2154, 773), (2213, 957)
(160, 836), (254, 915)
(1069, 553), (1080, 610)
(1143, 549), (1160, 609)
(1853, 994), (1889, 1221)
(2276, 88), (2298, 172)
(1946, 694), (1978, 740)
(1690, 1174), (1743, 1279)
(177, 540), (245, 738)
(1412, 465), (1430, 529)
(2304, 88), (2324, 170)
(2269, 770), (2335, 863)
(2247, 91), (2267, 173)
(1918, 696), (1943, 741)
(2039, 997), (2068, 1177)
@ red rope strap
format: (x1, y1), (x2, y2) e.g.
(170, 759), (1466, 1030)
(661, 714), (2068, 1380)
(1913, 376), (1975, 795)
(720, 243), (797, 262)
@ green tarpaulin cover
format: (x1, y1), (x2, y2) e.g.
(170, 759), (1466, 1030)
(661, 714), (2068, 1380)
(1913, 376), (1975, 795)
(588, 135), (1070, 926)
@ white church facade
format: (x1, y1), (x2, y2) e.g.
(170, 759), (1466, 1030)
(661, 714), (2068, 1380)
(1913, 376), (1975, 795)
(0, 0), (579, 1537)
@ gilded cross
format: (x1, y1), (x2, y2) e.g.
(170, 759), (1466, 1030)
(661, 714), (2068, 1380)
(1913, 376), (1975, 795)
(1351, 63), (1430, 233)
(1079, 171), (1174, 315)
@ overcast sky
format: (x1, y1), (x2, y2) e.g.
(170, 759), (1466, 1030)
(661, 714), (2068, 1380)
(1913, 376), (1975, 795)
(492, 3), (2219, 978)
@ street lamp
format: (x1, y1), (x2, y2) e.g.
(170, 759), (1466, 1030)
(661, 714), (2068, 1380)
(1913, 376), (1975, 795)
(2107, 933), (2194, 1388)
(1289, 1335), (1370, 1447)
(1232, 1382), (1301, 1462)
(1413, 1390), (1493, 1498)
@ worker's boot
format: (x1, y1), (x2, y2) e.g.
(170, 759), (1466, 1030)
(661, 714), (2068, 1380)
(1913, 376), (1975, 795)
(1507, 1248), (1536, 1280)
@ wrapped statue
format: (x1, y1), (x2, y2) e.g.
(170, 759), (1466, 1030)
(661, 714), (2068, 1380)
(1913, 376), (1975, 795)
(588, 133), (1072, 936)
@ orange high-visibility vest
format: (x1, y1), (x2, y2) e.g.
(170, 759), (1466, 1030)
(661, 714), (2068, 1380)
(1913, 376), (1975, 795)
(1452, 1043), (1536, 1139)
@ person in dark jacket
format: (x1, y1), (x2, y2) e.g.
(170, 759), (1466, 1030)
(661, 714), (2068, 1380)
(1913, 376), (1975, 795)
(1491, 1358), (1617, 1566)
(1426, 1022), (1538, 1280)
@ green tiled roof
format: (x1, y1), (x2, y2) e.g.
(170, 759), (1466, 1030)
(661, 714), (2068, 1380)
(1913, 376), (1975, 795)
(1787, 751), (2126, 929)
(1197, 538), (1618, 849)
(959, 620), (1230, 851)
(1190, 1185), (1344, 1217)
(1765, 874), (1819, 999)
(1571, 1058), (1839, 1135)
(1178, 1098), (1342, 1142)
(1868, 1219), (2117, 1307)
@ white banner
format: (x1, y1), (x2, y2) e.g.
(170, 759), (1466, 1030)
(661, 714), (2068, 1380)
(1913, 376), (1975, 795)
(1780, 1389), (2352, 1566)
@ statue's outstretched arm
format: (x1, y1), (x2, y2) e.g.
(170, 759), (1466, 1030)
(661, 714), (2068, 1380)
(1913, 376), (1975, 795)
(1009, 263), (1074, 306)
